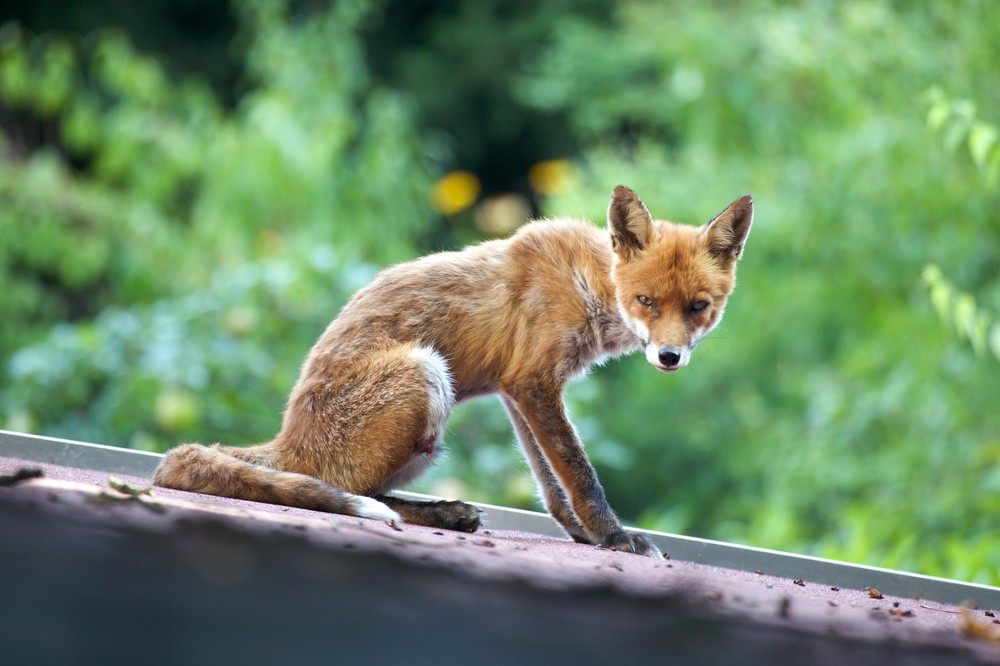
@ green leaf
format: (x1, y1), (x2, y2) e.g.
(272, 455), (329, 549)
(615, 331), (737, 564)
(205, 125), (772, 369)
(942, 119), (968, 152)
(927, 102), (950, 132)
(922, 264), (952, 320)
(970, 314), (990, 356)
(62, 96), (102, 152)
(988, 148), (1000, 185)
(952, 98), (977, 120)
(989, 325), (1000, 363)
(953, 293), (976, 342)
(968, 122), (998, 169)
(0, 45), (30, 103)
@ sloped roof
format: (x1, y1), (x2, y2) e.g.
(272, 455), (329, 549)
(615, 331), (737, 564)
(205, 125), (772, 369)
(2, 444), (1000, 664)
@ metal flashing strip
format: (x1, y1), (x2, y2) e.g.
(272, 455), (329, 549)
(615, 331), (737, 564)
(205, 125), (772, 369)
(2, 428), (998, 609)
(1, 429), (163, 477)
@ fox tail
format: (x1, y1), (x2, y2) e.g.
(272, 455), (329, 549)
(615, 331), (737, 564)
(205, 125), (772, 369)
(151, 443), (401, 523)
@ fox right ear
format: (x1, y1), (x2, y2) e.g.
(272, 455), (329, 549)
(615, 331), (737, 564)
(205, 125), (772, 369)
(607, 185), (654, 261)
(703, 194), (754, 265)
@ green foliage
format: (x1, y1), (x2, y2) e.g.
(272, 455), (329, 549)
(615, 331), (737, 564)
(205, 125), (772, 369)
(1, 1), (433, 441)
(927, 87), (1000, 184)
(924, 265), (1000, 363)
(923, 91), (1000, 362)
(3, 0), (1000, 585)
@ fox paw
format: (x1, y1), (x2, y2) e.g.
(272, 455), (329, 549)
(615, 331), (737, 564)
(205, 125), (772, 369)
(424, 499), (483, 533)
(600, 530), (663, 559)
(562, 524), (594, 544)
(442, 501), (483, 532)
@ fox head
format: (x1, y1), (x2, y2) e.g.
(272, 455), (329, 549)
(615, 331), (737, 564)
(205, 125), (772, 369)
(608, 185), (753, 373)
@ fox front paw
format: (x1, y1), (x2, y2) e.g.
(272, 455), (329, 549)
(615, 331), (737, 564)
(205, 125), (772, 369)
(600, 530), (663, 559)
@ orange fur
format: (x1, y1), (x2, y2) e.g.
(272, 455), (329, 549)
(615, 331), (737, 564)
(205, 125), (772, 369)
(152, 185), (753, 557)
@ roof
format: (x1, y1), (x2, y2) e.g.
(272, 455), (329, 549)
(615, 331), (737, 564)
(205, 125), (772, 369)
(2, 439), (1000, 664)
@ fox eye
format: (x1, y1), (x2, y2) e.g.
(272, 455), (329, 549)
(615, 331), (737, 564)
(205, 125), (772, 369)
(690, 300), (710, 312)
(636, 295), (653, 307)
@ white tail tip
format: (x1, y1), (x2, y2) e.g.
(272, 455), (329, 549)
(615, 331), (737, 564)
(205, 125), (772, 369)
(352, 495), (403, 524)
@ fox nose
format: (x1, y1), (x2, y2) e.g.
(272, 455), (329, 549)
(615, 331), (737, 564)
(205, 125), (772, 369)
(658, 348), (682, 367)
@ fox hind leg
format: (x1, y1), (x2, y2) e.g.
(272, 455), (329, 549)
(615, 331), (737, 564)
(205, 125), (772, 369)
(154, 344), (462, 530)
(375, 494), (482, 532)
(368, 346), (482, 532)
(369, 345), (455, 493)
(277, 343), (455, 498)
(297, 342), (478, 532)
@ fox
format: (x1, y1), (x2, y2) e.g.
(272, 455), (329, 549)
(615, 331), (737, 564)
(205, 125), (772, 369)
(152, 185), (753, 558)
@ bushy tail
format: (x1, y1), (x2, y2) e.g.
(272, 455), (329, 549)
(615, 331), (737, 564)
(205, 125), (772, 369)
(151, 444), (400, 523)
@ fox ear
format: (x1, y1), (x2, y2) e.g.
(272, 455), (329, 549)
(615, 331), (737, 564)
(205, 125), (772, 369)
(703, 194), (753, 264)
(607, 185), (654, 261)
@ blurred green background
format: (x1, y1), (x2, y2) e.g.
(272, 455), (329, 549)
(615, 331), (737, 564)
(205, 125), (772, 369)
(2, 0), (998, 583)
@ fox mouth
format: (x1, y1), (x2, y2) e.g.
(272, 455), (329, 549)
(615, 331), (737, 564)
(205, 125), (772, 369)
(653, 364), (682, 374)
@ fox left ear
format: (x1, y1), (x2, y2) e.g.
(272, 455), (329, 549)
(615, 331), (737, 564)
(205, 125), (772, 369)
(703, 194), (753, 264)
(607, 185), (654, 261)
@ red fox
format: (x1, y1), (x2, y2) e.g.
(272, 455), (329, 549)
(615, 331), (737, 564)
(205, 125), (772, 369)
(153, 185), (753, 558)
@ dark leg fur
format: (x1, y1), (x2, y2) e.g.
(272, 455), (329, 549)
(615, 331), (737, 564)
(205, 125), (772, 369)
(375, 495), (482, 533)
(502, 396), (592, 543)
(504, 381), (663, 559)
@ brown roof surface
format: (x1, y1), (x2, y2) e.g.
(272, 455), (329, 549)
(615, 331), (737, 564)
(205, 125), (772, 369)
(2, 455), (999, 664)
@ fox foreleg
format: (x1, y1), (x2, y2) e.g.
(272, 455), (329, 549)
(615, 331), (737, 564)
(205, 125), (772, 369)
(501, 396), (592, 544)
(503, 383), (662, 559)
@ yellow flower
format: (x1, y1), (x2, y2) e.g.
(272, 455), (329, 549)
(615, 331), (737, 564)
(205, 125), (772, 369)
(528, 159), (576, 196)
(430, 170), (481, 215)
